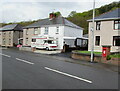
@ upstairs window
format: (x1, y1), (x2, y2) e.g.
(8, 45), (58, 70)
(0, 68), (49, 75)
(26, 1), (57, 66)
(113, 36), (120, 46)
(114, 20), (120, 30)
(3, 32), (6, 35)
(34, 28), (38, 35)
(26, 28), (29, 35)
(9, 32), (11, 37)
(96, 21), (101, 30)
(95, 36), (100, 46)
(44, 27), (49, 35)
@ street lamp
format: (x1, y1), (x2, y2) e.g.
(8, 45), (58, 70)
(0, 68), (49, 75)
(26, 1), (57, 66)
(91, 0), (95, 62)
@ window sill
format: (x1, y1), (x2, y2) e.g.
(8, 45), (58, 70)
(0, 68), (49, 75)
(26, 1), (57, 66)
(113, 29), (120, 31)
(95, 45), (100, 47)
(113, 46), (120, 47)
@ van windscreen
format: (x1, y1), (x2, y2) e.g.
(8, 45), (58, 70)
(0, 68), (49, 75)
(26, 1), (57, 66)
(44, 40), (54, 44)
(32, 39), (36, 42)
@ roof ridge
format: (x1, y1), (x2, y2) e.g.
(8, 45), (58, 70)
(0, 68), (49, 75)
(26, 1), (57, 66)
(87, 8), (120, 21)
(95, 8), (119, 19)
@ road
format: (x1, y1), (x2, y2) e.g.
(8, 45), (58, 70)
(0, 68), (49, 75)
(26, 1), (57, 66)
(1, 48), (119, 89)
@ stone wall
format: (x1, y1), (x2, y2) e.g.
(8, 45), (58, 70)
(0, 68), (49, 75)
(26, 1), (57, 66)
(71, 51), (119, 66)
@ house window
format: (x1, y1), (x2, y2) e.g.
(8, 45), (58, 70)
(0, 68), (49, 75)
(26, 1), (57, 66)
(26, 38), (28, 45)
(113, 36), (120, 46)
(3, 32), (6, 35)
(56, 27), (59, 34)
(9, 39), (11, 45)
(95, 36), (100, 46)
(34, 28), (38, 35)
(9, 32), (11, 37)
(3, 38), (5, 45)
(44, 27), (49, 35)
(56, 38), (58, 45)
(26, 29), (29, 35)
(96, 21), (101, 30)
(114, 20), (120, 30)
(38, 28), (41, 34)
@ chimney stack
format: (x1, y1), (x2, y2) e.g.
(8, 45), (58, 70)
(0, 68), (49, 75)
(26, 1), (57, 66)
(49, 13), (56, 20)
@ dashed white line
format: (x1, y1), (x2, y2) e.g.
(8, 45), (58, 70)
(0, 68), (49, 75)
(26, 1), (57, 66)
(0, 53), (11, 58)
(16, 58), (34, 65)
(45, 67), (92, 84)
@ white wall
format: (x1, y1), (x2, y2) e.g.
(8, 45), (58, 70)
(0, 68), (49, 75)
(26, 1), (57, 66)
(63, 26), (83, 47)
(64, 26), (83, 38)
(40, 25), (64, 49)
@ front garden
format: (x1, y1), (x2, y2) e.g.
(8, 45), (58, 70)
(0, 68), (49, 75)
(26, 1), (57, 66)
(71, 50), (120, 66)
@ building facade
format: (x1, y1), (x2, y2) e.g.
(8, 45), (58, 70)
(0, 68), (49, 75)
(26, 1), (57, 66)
(88, 8), (120, 52)
(23, 13), (83, 49)
(0, 24), (23, 47)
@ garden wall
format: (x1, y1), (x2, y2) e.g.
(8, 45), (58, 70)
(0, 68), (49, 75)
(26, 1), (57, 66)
(71, 51), (119, 66)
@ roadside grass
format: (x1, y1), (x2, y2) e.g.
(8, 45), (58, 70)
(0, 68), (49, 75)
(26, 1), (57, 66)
(75, 50), (102, 55)
(109, 54), (120, 58)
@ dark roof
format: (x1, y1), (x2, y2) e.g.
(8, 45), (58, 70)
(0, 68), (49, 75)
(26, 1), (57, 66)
(23, 17), (83, 29)
(0, 24), (23, 31)
(88, 8), (120, 21)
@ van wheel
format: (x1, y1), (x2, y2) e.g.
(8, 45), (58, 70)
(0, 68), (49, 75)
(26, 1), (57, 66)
(46, 47), (49, 51)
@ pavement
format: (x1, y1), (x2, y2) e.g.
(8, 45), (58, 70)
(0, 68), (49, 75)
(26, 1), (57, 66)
(34, 49), (61, 54)
(0, 47), (7, 50)
(1, 48), (119, 89)
(33, 49), (119, 73)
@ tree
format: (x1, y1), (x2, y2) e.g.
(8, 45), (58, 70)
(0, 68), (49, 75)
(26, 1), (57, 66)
(68, 11), (77, 17)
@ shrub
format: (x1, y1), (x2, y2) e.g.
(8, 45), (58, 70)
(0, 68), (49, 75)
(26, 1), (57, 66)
(106, 55), (111, 60)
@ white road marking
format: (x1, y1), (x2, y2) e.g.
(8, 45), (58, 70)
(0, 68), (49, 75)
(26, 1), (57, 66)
(16, 58), (34, 65)
(45, 67), (92, 84)
(0, 53), (11, 57)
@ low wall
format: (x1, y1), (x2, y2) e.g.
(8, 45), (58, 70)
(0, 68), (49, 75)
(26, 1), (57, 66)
(19, 47), (32, 52)
(71, 51), (119, 66)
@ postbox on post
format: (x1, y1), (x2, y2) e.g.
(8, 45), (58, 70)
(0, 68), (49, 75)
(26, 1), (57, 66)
(102, 45), (111, 57)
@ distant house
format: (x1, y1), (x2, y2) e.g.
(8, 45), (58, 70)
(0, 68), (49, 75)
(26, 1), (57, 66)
(87, 8), (120, 52)
(23, 13), (84, 50)
(0, 24), (23, 47)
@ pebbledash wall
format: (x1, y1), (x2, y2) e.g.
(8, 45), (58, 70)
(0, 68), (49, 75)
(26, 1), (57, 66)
(23, 25), (83, 49)
(88, 20), (120, 52)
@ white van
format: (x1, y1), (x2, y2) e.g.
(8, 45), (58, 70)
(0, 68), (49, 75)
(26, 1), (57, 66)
(31, 36), (58, 50)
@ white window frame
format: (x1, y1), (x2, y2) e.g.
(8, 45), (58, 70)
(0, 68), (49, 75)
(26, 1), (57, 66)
(26, 29), (29, 35)
(96, 21), (101, 30)
(44, 27), (49, 35)
(56, 27), (59, 34)
(34, 28), (38, 35)
(114, 20), (120, 30)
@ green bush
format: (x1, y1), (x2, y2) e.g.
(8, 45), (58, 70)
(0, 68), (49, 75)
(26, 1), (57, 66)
(106, 55), (111, 60)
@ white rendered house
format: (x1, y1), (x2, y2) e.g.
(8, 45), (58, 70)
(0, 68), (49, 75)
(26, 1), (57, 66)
(23, 13), (83, 50)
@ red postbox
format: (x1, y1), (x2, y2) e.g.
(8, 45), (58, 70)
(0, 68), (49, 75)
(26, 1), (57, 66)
(102, 45), (111, 57)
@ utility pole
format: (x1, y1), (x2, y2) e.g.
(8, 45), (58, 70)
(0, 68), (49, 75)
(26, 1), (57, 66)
(91, 0), (95, 62)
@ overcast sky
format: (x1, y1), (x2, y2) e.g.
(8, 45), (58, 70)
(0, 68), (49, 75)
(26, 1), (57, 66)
(0, 0), (119, 23)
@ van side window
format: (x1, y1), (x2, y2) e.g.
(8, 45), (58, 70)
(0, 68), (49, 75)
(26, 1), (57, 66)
(32, 39), (36, 42)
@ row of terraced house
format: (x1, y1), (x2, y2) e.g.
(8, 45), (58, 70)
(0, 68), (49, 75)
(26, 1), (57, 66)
(0, 8), (120, 52)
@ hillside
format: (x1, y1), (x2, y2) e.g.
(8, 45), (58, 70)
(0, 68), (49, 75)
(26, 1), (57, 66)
(0, 1), (120, 34)
(67, 1), (120, 34)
